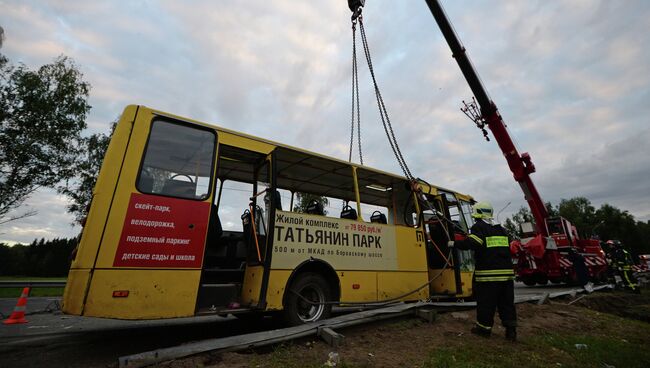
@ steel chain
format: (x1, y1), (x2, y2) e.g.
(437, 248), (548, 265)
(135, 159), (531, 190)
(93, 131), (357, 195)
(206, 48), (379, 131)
(348, 20), (363, 165)
(358, 17), (413, 180)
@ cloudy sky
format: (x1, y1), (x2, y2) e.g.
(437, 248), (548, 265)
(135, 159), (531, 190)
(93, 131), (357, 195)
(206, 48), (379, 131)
(1, 0), (649, 244)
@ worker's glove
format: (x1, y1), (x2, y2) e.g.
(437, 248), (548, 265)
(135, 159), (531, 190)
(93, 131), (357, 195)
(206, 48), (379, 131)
(447, 240), (455, 248)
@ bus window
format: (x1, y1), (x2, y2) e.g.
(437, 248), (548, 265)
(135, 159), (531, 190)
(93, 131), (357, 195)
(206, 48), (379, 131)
(459, 200), (474, 231)
(275, 188), (292, 212)
(356, 168), (415, 226)
(275, 147), (357, 220)
(256, 160), (271, 237)
(137, 119), (215, 200)
(213, 144), (268, 231)
(357, 168), (390, 225)
(216, 180), (253, 231)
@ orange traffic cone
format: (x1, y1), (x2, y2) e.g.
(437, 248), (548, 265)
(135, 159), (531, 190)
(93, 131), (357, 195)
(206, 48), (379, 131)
(3, 287), (30, 325)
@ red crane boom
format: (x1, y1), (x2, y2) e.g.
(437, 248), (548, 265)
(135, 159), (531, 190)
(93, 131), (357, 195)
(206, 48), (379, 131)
(424, 0), (549, 237)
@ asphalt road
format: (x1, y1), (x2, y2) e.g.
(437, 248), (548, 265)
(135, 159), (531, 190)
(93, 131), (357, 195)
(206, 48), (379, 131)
(0, 282), (594, 368)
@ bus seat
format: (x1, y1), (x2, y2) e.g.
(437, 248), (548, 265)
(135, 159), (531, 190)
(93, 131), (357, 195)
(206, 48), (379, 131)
(162, 179), (196, 197)
(306, 200), (324, 215)
(370, 211), (387, 224)
(340, 205), (358, 220)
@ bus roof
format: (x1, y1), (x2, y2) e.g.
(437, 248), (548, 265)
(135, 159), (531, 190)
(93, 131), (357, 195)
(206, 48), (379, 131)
(140, 105), (474, 203)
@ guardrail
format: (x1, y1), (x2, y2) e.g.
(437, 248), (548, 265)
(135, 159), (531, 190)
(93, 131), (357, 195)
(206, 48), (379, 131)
(0, 281), (66, 288)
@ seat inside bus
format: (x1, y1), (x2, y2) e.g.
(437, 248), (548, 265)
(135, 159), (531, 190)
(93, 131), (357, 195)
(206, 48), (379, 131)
(306, 200), (325, 215)
(370, 210), (387, 224)
(340, 205), (358, 220)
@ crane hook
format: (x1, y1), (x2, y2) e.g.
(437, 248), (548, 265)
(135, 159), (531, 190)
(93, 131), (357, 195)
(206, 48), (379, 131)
(348, 0), (365, 21)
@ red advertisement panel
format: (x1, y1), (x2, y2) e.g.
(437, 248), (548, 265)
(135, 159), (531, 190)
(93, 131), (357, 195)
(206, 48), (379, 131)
(113, 193), (210, 268)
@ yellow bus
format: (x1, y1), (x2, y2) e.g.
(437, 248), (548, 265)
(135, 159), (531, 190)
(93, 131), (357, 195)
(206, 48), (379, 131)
(62, 105), (476, 324)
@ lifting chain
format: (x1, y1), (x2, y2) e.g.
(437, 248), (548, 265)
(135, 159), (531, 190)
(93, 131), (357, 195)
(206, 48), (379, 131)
(349, 18), (363, 165)
(348, 6), (414, 181)
(346, 2), (466, 237)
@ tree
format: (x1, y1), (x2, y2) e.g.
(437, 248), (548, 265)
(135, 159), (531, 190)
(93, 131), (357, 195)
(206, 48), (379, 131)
(594, 204), (648, 256)
(503, 206), (535, 239)
(0, 54), (91, 223)
(293, 193), (329, 215)
(58, 122), (115, 223)
(557, 197), (596, 237)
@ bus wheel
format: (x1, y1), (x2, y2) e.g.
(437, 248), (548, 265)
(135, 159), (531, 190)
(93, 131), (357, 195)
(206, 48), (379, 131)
(284, 273), (332, 326)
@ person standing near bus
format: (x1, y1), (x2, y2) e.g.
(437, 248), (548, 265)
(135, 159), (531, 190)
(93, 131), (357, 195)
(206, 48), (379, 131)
(448, 201), (517, 341)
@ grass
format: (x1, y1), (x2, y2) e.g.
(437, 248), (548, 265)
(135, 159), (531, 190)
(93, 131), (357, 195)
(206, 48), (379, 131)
(0, 276), (67, 281)
(533, 333), (650, 368)
(0, 287), (64, 298)
(0, 276), (66, 298)
(421, 330), (650, 368)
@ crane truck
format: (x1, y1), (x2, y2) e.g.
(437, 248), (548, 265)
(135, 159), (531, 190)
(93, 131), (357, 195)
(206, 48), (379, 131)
(422, 0), (609, 285)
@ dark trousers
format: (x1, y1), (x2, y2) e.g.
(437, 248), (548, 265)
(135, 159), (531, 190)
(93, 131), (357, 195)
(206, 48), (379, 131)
(474, 280), (517, 329)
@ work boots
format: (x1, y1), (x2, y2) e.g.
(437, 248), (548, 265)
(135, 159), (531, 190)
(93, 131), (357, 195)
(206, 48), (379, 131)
(505, 327), (517, 342)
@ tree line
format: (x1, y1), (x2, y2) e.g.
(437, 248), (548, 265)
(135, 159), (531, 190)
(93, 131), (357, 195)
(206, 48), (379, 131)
(503, 197), (650, 258)
(0, 237), (76, 277)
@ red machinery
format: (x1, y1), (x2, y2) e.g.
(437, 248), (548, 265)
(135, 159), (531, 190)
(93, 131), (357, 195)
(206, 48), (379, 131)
(424, 0), (608, 285)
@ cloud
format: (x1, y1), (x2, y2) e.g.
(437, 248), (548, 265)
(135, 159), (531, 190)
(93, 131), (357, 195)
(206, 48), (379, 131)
(1, 0), (649, 243)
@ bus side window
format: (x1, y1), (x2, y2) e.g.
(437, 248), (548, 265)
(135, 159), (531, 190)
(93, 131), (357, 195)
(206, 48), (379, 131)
(355, 168), (402, 225)
(137, 119), (215, 200)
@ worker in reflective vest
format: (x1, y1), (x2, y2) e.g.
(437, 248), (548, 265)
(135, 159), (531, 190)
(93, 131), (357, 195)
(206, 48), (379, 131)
(610, 240), (639, 293)
(449, 201), (517, 341)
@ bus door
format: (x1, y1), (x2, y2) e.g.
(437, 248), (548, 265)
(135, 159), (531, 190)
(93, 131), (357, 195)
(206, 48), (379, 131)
(196, 148), (278, 312)
(423, 192), (463, 296)
(240, 153), (278, 309)
(84, 115), (217, 319)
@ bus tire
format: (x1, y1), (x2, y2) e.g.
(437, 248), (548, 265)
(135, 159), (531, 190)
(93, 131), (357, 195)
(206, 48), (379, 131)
(283, 272), (332, 326)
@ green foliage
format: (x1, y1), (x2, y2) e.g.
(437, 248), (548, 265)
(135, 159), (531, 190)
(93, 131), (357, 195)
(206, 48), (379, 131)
(557, 197), (596, 237)
(0, 237), (76, 277)
(502, 206), (534, 239)
(0, 54), (91, 221)
(505, 197), (650, 256)
(292, 192), (329, 215)
(58, 122), (115, 223)
(0, 287), (64, 298)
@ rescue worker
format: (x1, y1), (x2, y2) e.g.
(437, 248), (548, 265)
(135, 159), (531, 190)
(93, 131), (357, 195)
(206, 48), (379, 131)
(567, 248), (590, 289)
(610, 240), (639, 293)
(448, 201), (517, 341)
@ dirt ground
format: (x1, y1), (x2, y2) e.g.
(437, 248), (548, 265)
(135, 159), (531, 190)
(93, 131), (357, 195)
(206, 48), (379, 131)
(159, 290), (650, 368)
